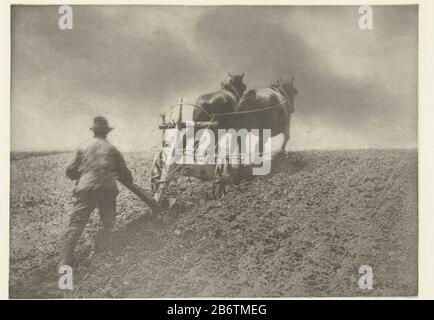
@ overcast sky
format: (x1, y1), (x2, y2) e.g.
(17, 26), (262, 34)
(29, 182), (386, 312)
(11, 5), (418, 152)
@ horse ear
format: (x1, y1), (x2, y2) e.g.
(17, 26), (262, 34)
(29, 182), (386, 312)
(228, 72), (233, 78)
(241, 72), (244, 79)
(290, 77), (295, 85)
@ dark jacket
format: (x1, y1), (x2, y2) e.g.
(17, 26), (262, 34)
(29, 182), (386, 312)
(66, 137), (132, 195)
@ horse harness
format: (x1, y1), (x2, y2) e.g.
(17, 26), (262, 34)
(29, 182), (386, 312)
(220, 83), (241, 110)
(168, 84), (293, 122)
(267, 86), (292, 120)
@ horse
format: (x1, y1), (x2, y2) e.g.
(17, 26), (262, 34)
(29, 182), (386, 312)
(193, 73), (247, 128)
(234, 77), (298, 154)
(151, 74), (247, 203)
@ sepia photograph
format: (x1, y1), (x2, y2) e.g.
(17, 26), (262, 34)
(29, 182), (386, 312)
(8, 4), (418, 299)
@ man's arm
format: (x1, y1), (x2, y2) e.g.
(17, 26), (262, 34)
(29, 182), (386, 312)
(115, 151), (133, 185)
(66, 149), (82, 180)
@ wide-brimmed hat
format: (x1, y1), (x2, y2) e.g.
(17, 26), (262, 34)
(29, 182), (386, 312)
(90, 116), (113, 133)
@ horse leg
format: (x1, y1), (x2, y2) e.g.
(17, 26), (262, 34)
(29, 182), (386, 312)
(280, 125), (290, 154)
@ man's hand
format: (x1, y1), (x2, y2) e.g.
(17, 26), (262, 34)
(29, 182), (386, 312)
(66, 169), (80, 180)
(66, 150), (82, 180)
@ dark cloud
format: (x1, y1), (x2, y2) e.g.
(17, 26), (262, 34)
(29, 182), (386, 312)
(194, 6), (417, 140)
(11, 5), (417, 151)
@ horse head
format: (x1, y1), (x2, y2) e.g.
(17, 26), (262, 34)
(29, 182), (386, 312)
(221, 72), (247, 98)
(275, 77), (298, 110)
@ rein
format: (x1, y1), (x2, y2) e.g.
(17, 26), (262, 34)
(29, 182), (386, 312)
(211, 99), (288, 118)
(165, 84), (293, 121)
(167, 103), (212, 120)
(211, 86), (293, 118)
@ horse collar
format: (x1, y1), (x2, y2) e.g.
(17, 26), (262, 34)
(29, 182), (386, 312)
(272, 85), (289, 101)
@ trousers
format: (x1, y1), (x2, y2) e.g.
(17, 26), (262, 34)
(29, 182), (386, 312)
(60, 190), (117, 261)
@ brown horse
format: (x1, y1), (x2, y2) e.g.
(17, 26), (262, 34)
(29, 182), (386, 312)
(234, 78), (298, 153)
(193, 73), (247, 128)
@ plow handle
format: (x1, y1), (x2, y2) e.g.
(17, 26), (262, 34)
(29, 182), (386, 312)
(119, 180), (161, 214)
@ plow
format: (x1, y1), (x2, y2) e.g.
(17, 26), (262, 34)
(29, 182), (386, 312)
(150, 99), (252, 207)
(123, 99), (247, 213)
(133, 77), (296, 212)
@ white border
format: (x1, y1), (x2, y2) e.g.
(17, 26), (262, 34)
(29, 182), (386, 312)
(1, 0), (433, 300)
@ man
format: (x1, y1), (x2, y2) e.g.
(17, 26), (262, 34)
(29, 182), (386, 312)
(58, 116), (133, 269)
